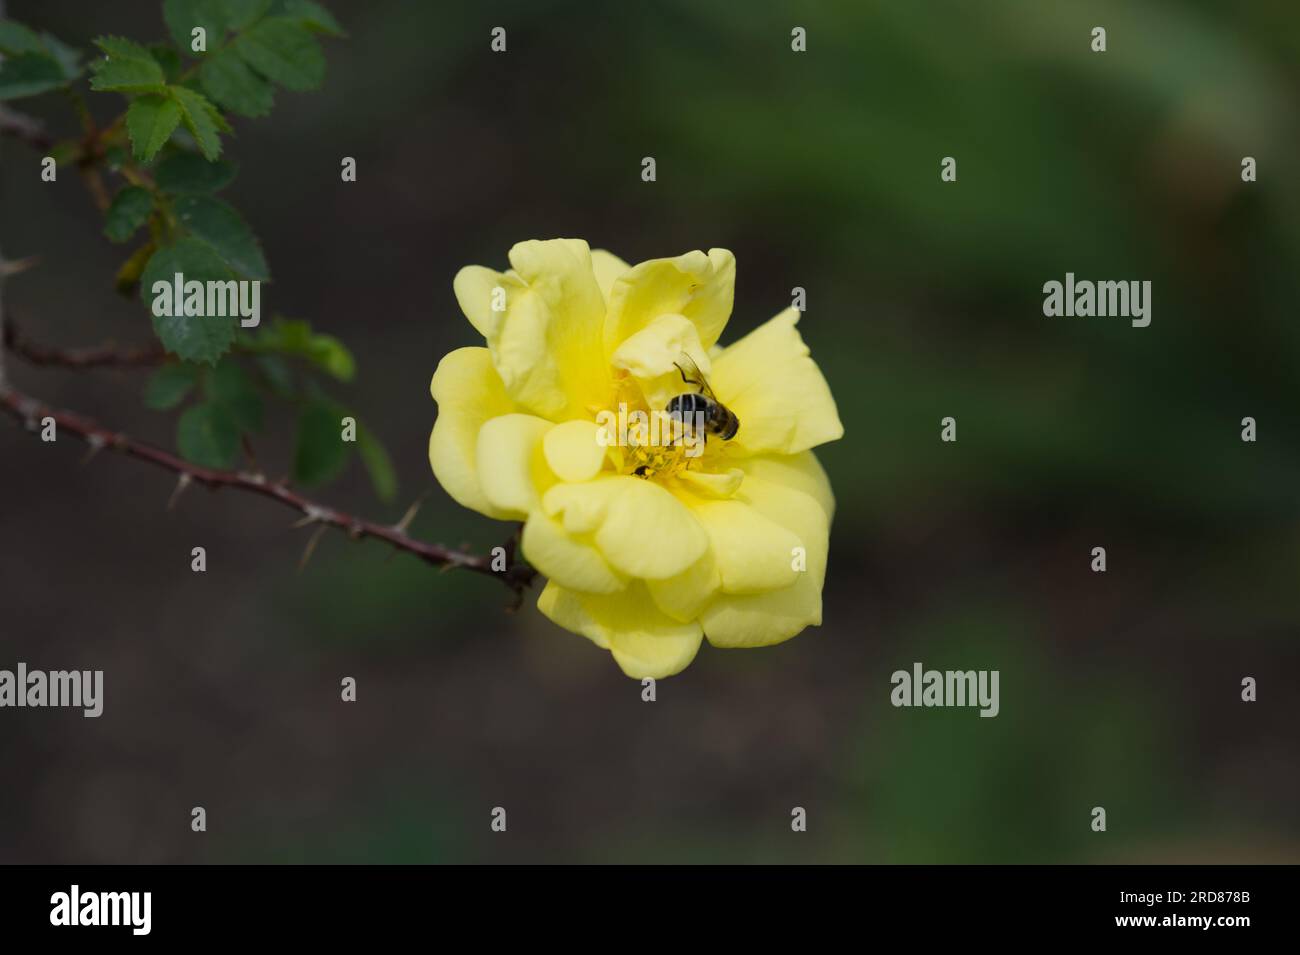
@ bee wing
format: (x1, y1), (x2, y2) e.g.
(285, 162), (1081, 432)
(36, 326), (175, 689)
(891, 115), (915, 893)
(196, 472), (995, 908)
(672, 352), (720, 402)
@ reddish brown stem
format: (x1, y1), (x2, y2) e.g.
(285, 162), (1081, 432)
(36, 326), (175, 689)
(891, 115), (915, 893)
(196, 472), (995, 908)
(0, 383), (538, 598)
(3, 322), (166, 368)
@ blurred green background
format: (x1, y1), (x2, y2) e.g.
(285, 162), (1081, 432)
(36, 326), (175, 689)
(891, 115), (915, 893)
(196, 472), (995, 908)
(2, 0), (1297, 863)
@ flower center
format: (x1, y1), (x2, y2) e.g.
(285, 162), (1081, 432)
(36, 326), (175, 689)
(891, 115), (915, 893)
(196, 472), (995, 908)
(604, 370), (701, 481)
(627, 438), (692, 479)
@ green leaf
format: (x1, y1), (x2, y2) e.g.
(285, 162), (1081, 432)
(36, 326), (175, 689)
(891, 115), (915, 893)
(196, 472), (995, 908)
(243, 317), (353, 380)
(89, 55), (165, 92)
(0, 21), (79, 80)
(104, 185), (154, 243)
(164, 0), (228, 53)
(141, 237), (238, 364)
(206, 360), (264, 432)
(222, 0), (274, 30)
(169, 85), (224, 160)
(174, 195), (269, 279)
(155, 152), (237, 194)
(311, 337), (352, 381)
(0, 20), (44, 54)
(87, 36), (165, 95)
(40, 33), (82, 80)
(93, 36), (156, 60)
(0, 52), (68, 100)
(177, 400), (240, 468)
(253, 352), (294, 396)
(126, 94), (183, 161)
(149, 43), (184, 82)
(293, 399), (350, 485)
(278, 0), (345, 37)
(144, 362), (201, 409)
(357, 424), (397, 502)
(200, 48), (273, 117)
(234, 17), (323, 91)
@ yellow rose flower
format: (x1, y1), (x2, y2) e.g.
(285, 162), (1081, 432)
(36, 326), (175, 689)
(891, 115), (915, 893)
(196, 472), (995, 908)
(430, 239), (843, 678)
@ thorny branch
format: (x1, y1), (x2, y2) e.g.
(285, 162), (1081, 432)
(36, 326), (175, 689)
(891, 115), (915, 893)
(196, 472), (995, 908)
(0, 382), (538, 605)
(3, 320), (166, 368)
(0, 99), (537, 606)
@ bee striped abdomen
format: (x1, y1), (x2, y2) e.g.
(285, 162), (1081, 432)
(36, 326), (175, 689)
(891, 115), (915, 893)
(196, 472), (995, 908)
(666, 393), (740, 440)
(666, 393), (709, 423)
(713, 406), (740, 440)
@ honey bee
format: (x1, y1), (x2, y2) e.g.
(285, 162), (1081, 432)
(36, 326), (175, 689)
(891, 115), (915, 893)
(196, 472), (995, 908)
(666, 353), (739, 441)
(631, 354), (739, 478)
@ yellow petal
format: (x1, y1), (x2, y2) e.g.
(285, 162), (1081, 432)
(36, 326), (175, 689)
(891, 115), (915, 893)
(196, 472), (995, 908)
(508, 239), (606, 321)
(709, 308), (844, 456)
(539, 480), (604, 534)
(700, 573), (823, 650)
(537, 580), (704, 678)
(646, 548), (721, 622)
(428, 347), (516, 519)
(522, 511), (626, 594)
(699, 453), (833, 648)
(610, 313), (711, 411)
(591, 249), (630, 304)
(452, 265), (516, 340)
(735, 456), (831, 583)
(475, 413), (555, 519)
(735, 451), (834, 522)
(672, 467), (744, 498)
(458, 239), (610, 420)
(537, 580), (609, 649)
(533, 582), (603, 649)
(543, 419), (609, 483)
(603, 248), (735, 357)
(651, 456), (822, 622)
(542, 476), (707, 579)
(690, 498), (801, 594)
(608, 615), (704, 680)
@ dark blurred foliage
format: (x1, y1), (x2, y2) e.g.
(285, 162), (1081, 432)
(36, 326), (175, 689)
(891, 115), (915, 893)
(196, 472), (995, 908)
(1, 1), (1297, 863)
